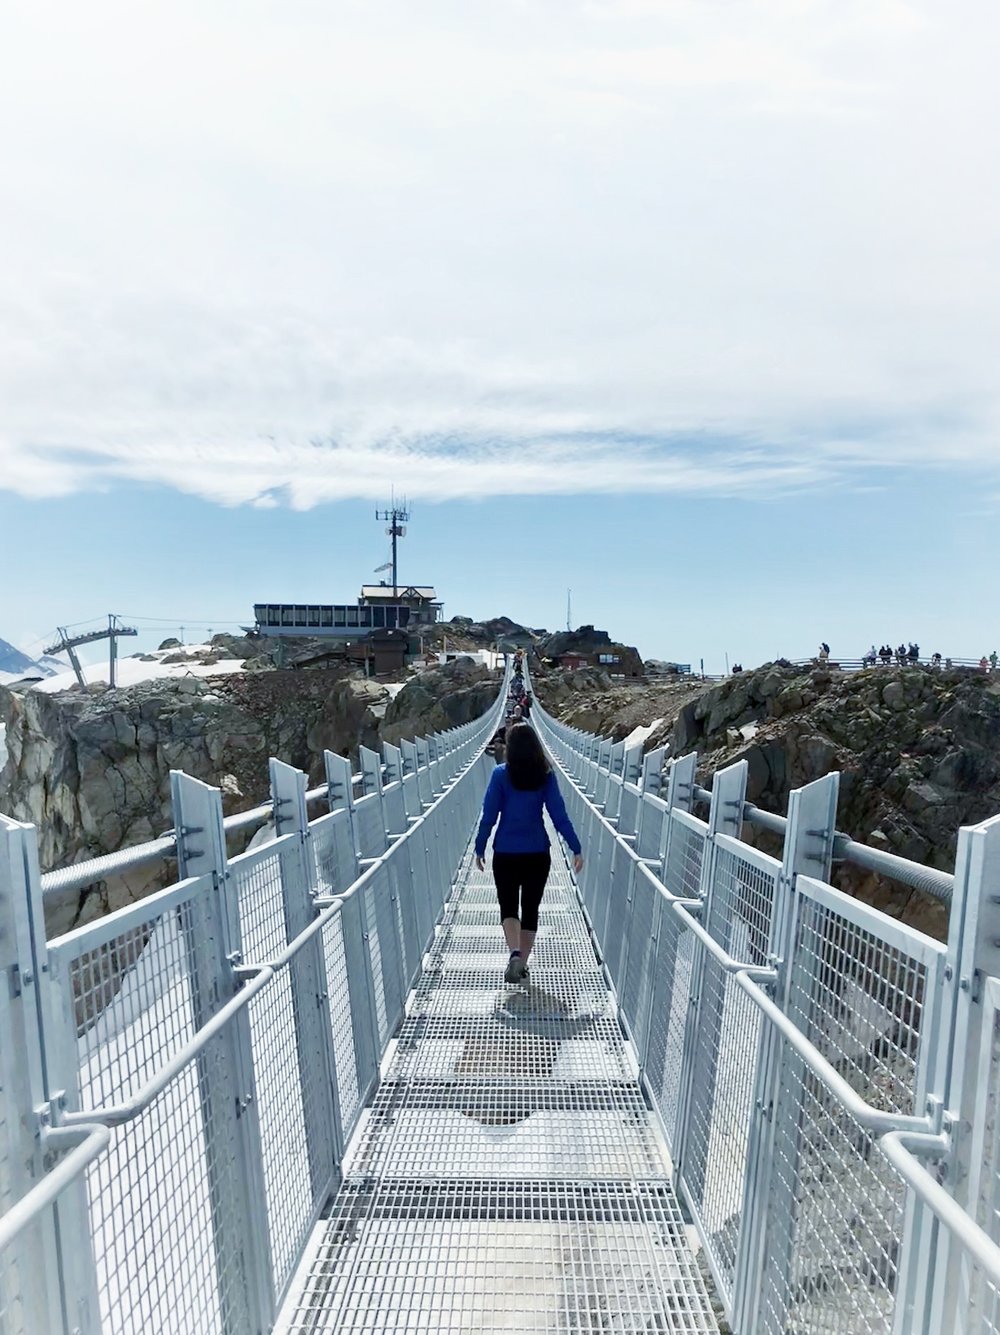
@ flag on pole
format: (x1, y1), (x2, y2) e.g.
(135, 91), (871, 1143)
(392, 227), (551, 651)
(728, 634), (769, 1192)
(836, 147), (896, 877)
(374, 561), (392, 573)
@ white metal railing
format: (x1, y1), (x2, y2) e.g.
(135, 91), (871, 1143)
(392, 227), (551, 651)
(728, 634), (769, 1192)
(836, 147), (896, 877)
(0, 675), (508, 1335)
(530, 676), (1000, 1335)
(7, 651), (1000, 1335)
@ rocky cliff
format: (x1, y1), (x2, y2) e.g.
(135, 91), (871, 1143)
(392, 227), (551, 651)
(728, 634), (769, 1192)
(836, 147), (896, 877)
(381, 658), (498, 746)
(0, 665), (427, 934)
(538, 662), (1000, 939)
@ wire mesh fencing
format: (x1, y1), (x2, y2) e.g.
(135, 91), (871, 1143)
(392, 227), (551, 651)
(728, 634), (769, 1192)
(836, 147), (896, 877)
(10, 666), (1000, 1334)
(532, 692), (1000, 1335)
(0, 693), (503, 1335)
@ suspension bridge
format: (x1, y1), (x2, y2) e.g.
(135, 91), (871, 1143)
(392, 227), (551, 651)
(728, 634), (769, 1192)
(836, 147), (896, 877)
(2, 667), (1000, 1333)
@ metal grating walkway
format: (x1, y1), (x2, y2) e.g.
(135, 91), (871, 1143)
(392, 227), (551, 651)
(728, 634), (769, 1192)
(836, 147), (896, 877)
(282, 845), (718, 1333)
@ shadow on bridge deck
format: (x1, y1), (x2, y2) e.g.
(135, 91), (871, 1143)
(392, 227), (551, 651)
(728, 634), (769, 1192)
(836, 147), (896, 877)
(278, 848), (717, 1334)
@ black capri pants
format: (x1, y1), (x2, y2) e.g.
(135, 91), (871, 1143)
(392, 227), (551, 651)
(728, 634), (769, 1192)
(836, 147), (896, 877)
(492, 852), (551, 932)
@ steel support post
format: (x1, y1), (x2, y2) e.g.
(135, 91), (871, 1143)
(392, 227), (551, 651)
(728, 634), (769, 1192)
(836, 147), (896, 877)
(420, 799), (446, 922)
(400, 741), (422, 819)
(381, 744), (408, 839)
(615, 744), (643, 836)
(604, 774), (624, 825)
(322, 751), (360, 896)
(339, 884), (383, 1109)
(603, 841), (635, 987)
(381, 741), (403, 787)
(640, 746), (667, 795)
(359, 745), (383, 800)
(637, 754), (698, 1087)
(634, 747), (667, 860)
(609, 740), (626, 777)
(269, 760), (343, 1203)
(613, 854), (647, 1039)
(393, 838), (422, 990)
(0, 816), (93, 1335)
(675, 761), (748, 1193)
(415, 737), (430, 771)
(324, 750), (355, 814)
(926, 814), (1000, 1334)
(171, 771), (274, 1332)
(414, 737), (434, 809)
(399, 738), (418, 777)
(371, 860), (406, 1036)
(355, 747), (387, 859)
(732, 773), (839, 1335)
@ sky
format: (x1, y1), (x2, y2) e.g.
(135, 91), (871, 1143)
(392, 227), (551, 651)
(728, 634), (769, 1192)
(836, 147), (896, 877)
(1, 0), (998, 671)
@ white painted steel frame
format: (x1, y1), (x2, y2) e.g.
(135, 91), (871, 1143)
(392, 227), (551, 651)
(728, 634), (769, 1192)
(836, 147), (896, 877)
(283, 848), (717, 1333)
(0, 680), (506, 1335)
(530, 675), (1000, 1334)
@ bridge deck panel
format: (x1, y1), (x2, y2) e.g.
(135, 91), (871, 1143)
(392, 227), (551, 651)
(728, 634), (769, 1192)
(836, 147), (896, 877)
(282, 857), (716, 1333)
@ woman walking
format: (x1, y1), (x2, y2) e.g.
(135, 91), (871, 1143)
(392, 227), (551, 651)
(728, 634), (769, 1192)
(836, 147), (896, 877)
(475, 723), (584, 985)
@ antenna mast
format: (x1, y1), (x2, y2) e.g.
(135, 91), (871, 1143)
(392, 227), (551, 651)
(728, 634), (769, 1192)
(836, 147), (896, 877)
(375, 497), (410, 598)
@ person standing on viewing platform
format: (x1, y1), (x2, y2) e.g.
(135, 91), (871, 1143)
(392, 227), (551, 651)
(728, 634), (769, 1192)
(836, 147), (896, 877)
(475, 723), (584, 985)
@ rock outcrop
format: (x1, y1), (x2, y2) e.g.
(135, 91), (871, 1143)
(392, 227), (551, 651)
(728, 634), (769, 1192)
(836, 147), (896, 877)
(536, 626), (645, 677)
(539, 662), (1000, 939)
(1, 668), (412, 934)
(381, 658), (498, 747)
(537, 668), (704, 737)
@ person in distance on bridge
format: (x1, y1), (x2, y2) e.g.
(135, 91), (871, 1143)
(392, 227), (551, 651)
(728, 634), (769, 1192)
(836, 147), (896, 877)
(475, 723), (584, 986)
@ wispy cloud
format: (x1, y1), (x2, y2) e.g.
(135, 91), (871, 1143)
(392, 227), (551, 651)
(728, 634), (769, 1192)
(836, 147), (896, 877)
(1, 0), (998, 508)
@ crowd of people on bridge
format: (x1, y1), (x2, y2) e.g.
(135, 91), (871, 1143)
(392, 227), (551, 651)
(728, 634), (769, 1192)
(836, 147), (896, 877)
(487, 650), (533, 763)
(476, 645), (584, 985)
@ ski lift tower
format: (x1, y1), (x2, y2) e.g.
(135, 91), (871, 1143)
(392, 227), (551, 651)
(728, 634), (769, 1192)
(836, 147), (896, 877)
(44, 615), (138, 690)
(375, 499), (410, 599)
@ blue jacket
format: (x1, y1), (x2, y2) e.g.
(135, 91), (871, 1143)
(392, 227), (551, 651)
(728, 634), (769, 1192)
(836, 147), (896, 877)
(475, 766), (582, 859)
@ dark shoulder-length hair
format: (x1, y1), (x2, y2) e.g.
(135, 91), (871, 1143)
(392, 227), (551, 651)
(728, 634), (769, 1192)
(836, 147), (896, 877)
(505, 723), (550, 791)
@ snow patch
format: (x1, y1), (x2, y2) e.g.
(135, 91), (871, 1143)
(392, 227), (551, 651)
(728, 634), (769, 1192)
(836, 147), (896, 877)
(32, 644), (248, 694)
(622, 718), (663, 749)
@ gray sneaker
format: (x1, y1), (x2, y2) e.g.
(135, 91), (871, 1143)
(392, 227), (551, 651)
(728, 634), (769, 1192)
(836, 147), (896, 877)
(504, 955), (526, 985)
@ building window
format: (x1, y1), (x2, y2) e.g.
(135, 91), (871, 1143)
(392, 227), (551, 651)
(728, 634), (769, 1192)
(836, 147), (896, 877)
(373, 607), (385, 628)
(321, 608), (333, 627)
(385, 606), (398, 628)
(308, 606), (320, 627)
(346, 607), (359, 627)
(282, 607), (295, 626)
(598, 653), (620, 665)
(334, 607), (346, 627)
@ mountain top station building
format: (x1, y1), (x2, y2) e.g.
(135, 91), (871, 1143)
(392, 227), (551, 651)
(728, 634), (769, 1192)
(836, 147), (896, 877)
(253, 585), (442, 638)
